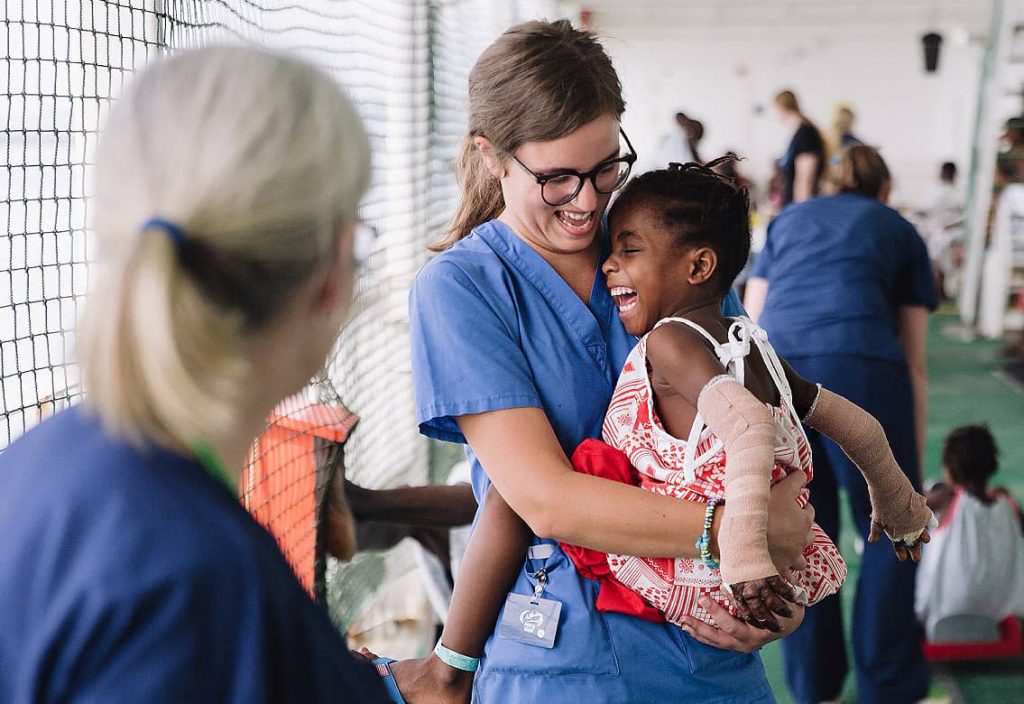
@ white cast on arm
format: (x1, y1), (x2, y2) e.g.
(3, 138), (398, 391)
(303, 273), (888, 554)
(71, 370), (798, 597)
(805, 387), (934, 543)
(697, 377), (778, 586)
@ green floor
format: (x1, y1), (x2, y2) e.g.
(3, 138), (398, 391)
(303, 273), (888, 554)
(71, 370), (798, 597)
(761, 313), (1024, 703)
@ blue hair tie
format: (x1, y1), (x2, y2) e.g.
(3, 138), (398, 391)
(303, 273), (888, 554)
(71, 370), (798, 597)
(141, 217), (187, 251)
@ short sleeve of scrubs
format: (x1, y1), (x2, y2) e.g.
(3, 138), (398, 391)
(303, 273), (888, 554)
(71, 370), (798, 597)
(409, 260), (542, 444)
(894, 224), (939, 311)
(722, 287), (746, 317)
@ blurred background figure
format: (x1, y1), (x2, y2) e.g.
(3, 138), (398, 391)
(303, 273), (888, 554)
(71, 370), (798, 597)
(916, 425), (1024, 644)
(657, 111), (698, 167)
(687, 118), (705, 163)
(746, 145), (937, 704)
(828, 104), (863, 155)
(773, 89), (825, 206)
(916, 161), (965, 298)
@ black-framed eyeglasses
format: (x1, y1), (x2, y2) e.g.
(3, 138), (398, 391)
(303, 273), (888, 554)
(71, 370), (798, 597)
(511, 128), (638, 207)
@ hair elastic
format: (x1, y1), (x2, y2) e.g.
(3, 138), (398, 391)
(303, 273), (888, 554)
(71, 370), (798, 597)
(433, 642), (480, 672)
(141, 217), (187, 251)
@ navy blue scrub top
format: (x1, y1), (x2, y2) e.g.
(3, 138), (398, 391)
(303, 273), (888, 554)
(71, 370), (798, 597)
(0, 407), (388, 704)
(779, 121), (825, 205)
(753, 192), (937, 362)
(409, 220), (768, 703)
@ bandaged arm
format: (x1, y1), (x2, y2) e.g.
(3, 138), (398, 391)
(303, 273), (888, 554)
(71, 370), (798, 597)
(697, 376), (778, 586)
(804, 387), (933, 543)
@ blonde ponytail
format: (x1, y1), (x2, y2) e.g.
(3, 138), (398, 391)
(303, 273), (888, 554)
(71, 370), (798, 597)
(81, 229), (244, 446)
(77, 46), (371, 448)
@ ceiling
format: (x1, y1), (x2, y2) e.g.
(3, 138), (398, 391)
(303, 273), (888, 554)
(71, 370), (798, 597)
(571, 0), (995, 35)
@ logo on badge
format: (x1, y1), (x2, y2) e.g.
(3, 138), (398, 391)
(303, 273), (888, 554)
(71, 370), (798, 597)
(520, 609), (545, 635)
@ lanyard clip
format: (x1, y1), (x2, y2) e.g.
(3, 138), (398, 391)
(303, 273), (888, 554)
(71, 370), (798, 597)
(531, 568), (548, 603)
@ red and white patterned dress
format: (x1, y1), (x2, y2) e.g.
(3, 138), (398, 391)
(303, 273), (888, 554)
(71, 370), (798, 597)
(599, 316), (847, 627)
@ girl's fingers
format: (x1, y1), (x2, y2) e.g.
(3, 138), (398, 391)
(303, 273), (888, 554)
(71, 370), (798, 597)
(893, 542), (909, 561)
(736, 583), (781, 632)
(728, 587), (755, 623)
(766, 575), (798, 605)
(762, 578), (796, 618)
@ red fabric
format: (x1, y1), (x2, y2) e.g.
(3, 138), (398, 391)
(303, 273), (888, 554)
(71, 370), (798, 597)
(559, 439), (665, 624)
(923, 616), (1023, 662)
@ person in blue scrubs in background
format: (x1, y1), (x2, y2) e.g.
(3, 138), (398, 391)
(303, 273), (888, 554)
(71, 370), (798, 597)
(0, 47), (387, 703)
(382, 20), (816, 704)
(745, 145), (937, 704)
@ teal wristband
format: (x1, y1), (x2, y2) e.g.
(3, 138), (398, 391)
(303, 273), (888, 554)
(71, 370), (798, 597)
(696, 498), (722, 570)
(433, 642), (480, 673)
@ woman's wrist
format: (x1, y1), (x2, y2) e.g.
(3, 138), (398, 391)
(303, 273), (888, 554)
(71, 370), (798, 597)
(428, 652), (475, 686)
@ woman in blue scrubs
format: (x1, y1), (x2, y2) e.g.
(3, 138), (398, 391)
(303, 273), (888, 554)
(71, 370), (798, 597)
(405, 21), (814, 703)
(745, 146), (938, 704)
(0, 48), (386, 703)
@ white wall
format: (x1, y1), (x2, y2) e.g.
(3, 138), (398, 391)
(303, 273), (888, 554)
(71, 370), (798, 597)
(595, 19), (986, 207)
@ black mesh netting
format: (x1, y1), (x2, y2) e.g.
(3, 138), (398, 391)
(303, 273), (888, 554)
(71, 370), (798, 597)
(2, 0), (559, 634)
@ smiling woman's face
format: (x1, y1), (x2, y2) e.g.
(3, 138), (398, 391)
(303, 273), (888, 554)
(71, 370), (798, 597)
(489, 113), (621, 258)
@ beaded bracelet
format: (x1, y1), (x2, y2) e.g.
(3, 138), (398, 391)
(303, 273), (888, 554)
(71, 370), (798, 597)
(695, 498), (722, 570)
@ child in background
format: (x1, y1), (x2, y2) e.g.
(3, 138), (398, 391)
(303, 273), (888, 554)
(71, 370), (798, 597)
(916, 425), (1024, 640)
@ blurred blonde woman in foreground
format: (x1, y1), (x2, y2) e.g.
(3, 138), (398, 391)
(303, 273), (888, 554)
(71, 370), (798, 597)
(0, 46), (388, 703)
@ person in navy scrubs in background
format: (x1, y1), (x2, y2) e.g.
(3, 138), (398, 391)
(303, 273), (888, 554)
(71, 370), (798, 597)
(745, 145), (937, 704)
(0, 47), (387, 704)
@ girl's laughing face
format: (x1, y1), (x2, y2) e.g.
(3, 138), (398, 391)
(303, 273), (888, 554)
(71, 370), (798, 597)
(603, 203), (700, 336)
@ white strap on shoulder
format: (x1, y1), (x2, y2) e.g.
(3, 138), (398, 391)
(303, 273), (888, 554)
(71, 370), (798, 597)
(732, 317), (807, 437)
(652, 317), (741, 479)
(682, 375), (733, 480)
(652, 317), (741, 379)
(652, 316), (720, 347)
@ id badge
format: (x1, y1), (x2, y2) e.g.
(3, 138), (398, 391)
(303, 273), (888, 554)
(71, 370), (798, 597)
(497, 593), (561, 648)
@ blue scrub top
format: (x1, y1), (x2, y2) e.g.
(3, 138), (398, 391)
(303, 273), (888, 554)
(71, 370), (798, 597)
(753, 193), (937, 362)
(409, 220), (768, 703)
(0, 408), (387, 704)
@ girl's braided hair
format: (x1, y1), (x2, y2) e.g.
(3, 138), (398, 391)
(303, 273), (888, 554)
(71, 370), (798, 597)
(942, 425), (999, 486)
(609, 156), (751, 295)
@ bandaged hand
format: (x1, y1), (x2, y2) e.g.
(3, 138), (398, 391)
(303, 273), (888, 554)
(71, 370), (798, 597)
(805, 388), (935, 558)
(699, 377), (799, 630)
